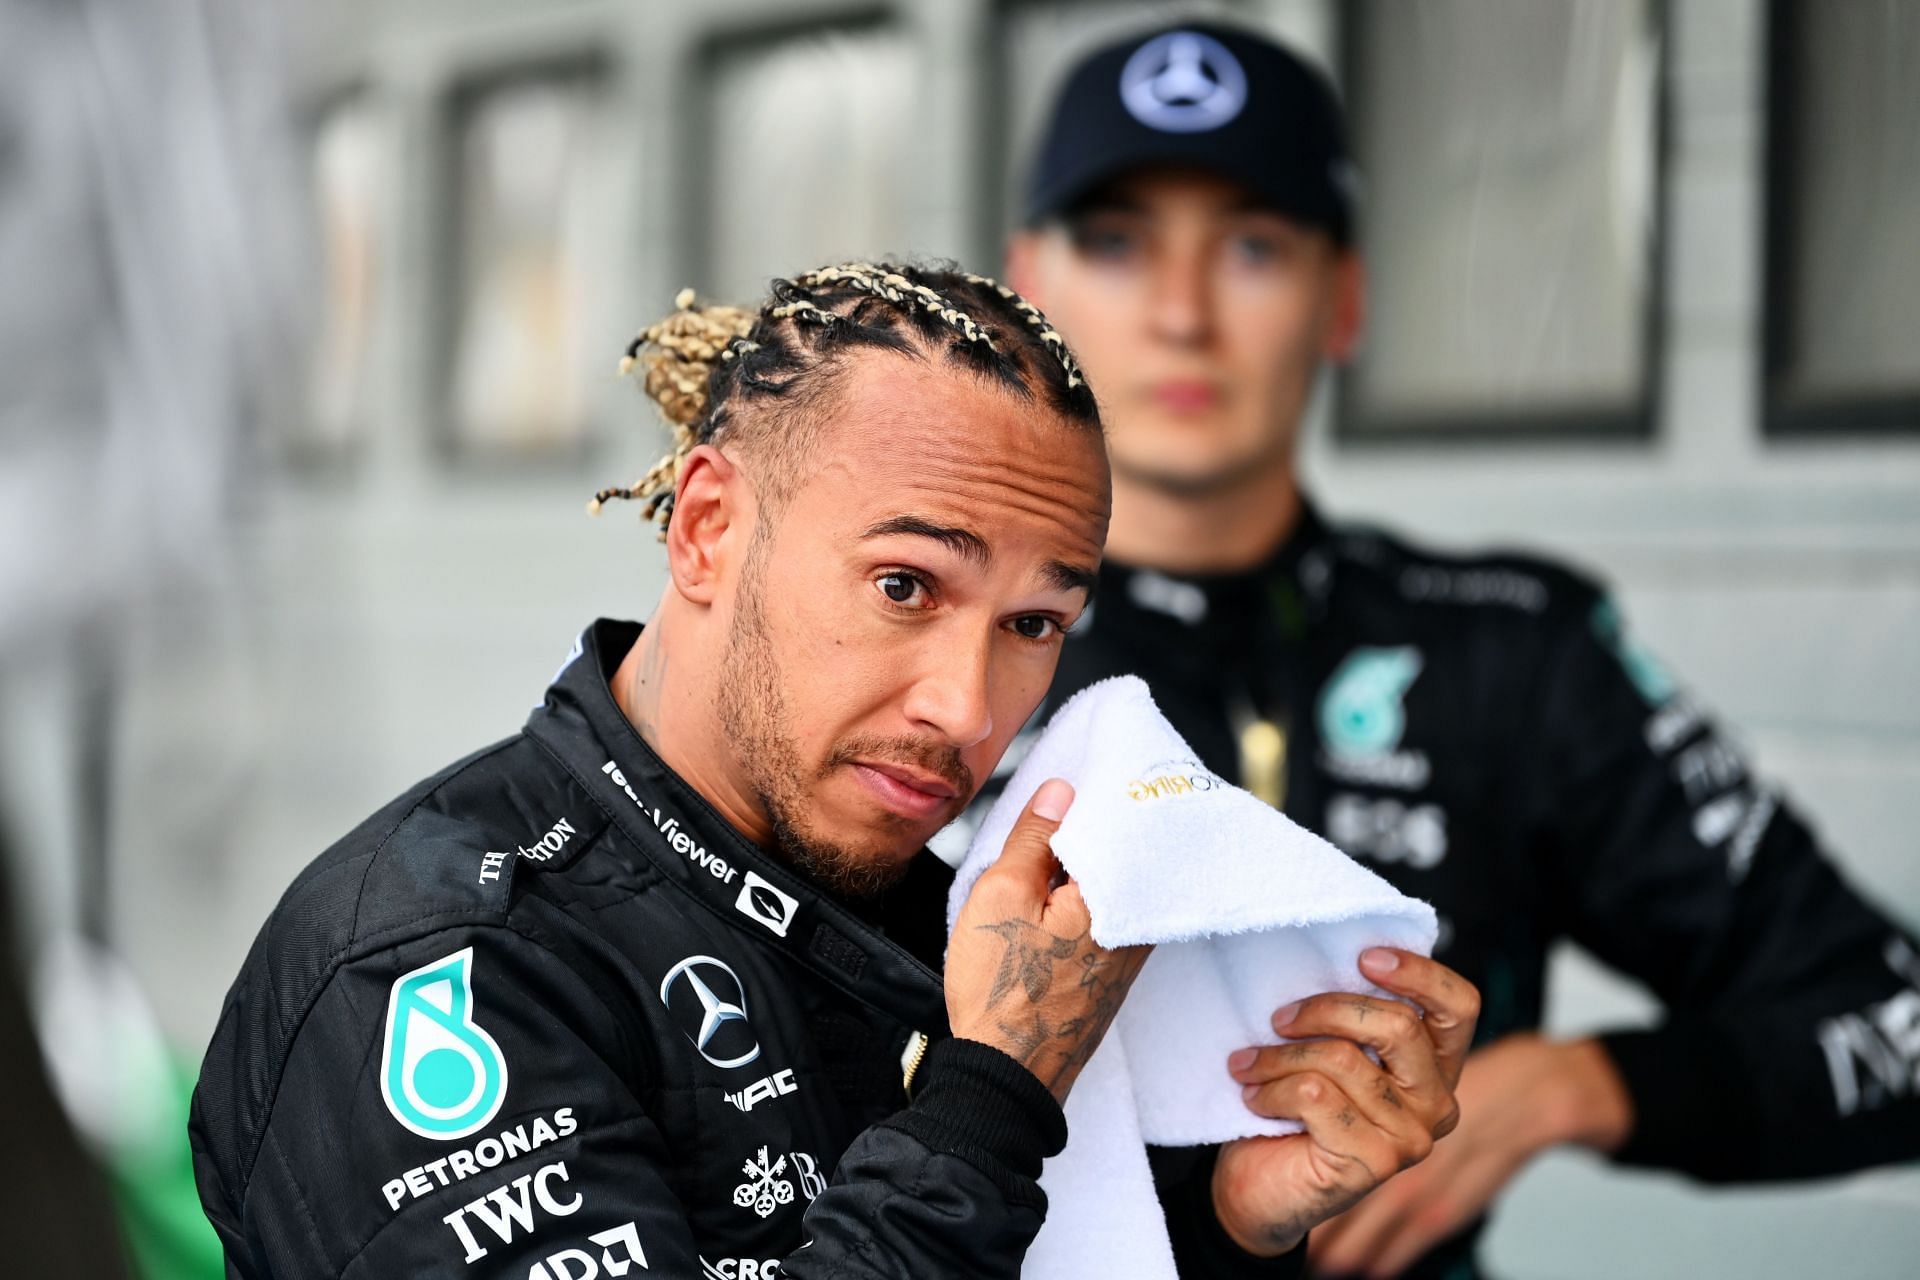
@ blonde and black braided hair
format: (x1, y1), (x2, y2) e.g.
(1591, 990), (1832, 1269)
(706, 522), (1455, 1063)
(590, 261), (1099, 535)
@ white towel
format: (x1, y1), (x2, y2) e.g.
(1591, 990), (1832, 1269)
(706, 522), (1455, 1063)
(948, 676), (1437, 1279)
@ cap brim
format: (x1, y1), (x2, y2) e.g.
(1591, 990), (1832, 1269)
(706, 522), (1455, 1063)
(1024, 145), (1346, 240)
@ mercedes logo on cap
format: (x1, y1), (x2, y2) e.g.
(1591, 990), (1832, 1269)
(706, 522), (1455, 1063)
(659, 955), (760, 1069)
(1119, 30), (1248, 133)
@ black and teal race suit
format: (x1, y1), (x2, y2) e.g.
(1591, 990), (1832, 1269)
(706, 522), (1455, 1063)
(191, 619), (1297, 1278)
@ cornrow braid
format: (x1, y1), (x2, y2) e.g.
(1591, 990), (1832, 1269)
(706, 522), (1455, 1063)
(962, 271), (1085, 390)
(793, 263), (1000, 352)
(593, 260), (1099, 538)
(587, 287), (756, 523)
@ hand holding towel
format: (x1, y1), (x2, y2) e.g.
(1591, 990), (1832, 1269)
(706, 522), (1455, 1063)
(949, 676), (1437, 1278)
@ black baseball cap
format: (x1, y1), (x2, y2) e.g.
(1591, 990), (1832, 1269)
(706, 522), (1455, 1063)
(1022, 21), (1358, 242)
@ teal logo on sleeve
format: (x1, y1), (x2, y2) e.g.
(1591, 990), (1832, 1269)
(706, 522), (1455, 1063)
(1320, 648), (1424, 758)
(380, 947), (508, 1140)
(1590, 598), (1675, 705)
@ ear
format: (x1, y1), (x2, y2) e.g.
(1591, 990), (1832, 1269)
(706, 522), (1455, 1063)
(663, 444), (746, 606)
(1004, 231), (1048, 309)
(1321, 249), (1367, 364)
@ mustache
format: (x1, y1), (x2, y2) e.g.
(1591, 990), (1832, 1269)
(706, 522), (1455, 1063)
(824, 734), (975, 800)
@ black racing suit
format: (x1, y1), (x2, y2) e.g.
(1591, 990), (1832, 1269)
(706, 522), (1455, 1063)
(190, 619), (1299, 1278)
(954, 498), (1920, 1279)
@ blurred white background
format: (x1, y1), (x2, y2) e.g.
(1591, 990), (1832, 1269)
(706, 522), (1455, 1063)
(3, 1), (1916, 1276)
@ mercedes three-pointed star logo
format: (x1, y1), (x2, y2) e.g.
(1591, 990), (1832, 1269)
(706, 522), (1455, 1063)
(1119, 30), (1249, 134)
(660, 955), (760, 1069)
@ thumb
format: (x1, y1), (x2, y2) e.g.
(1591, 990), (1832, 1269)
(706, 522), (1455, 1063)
(991, 778), (1075, 890)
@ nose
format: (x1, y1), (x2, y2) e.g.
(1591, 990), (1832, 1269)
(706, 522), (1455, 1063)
(1148, 242), (1212, 347)
(901, 624), (994, 750)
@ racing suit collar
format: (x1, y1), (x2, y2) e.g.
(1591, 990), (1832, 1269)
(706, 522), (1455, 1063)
(526, 618), (952, 1034)
(1096, 494), (1333, 634)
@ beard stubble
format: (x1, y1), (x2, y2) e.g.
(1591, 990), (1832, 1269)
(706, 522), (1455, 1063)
(716, 529), (969, 899)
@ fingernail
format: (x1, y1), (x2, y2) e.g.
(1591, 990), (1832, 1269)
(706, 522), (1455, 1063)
(1361, 948), (1400, 974)
(1272, 1000), (1301, 1029)
(1242, 1083), (1260, 1102)
(1227, 1048), (1257, 1072)
(1033, 778), (1074, 822)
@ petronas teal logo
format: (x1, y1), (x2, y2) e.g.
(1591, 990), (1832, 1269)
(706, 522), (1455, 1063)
(380, 948), (508, 1140)
(1320, 647), (1423, 758)
(1590, 598), (1675, 706)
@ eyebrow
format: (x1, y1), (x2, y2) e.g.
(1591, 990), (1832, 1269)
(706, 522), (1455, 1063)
(861, 515), (990, 567)
(1044, 560), (1100, 600)
(861, 515), (1098, 601)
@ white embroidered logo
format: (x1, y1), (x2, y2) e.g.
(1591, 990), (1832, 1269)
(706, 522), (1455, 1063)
(732, 1146), (796, 1219)
(734, 870), (799, 938)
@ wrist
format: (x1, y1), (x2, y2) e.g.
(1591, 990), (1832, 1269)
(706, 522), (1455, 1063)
(1537, 1036), (1635, 1154)
(881, 1037), (1067, 1204)
(949, 1026), (1066, 1104)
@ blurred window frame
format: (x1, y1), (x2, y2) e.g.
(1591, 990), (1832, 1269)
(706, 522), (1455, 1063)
(434, 56), (613, 469)
(1762, 0), (1920, 438)
(690, 7), (910, 304)
(290, 83), (384, 472)
(1334, 0), (1671, 446)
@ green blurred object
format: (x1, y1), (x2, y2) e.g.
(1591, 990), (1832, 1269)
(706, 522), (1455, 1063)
(106, 1053), (224, 1280)
(30, 931), (222, 1280)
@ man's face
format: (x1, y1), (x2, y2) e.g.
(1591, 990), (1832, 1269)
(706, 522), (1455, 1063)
(1009, 168), (1360, 494)
(716, 355), (1108, 895)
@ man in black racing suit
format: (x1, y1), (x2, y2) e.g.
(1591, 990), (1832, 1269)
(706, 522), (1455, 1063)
(988, 20), (1920, 1278)
(191, 264), (1480, 1278)
(962, 506), (1920, 1276)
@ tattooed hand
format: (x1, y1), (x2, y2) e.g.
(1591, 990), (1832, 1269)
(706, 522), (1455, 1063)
(946, 779), (1151, 1103)
(1212, 948), (1481, 1260)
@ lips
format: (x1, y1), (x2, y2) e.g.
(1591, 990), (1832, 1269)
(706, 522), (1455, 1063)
(848, 760), (961, 822)
(1150, 380), (1220, 413)
(855, 760), (958, 800)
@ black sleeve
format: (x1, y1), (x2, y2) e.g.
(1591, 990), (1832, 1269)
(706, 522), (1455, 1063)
(194, 930), (1068, 1279)
(1150, 1145), (1308, 1277)
(784, 1037), (1067, 1279)
(193, 924), (709, 1278)
(1520, 590), (1920, 1181)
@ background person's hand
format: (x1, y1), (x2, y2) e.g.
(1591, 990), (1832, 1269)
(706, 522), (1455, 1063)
(1306, 1031), (1634, 1278)
(945, 779), (1152, 1103)
(1211, 948), (1481, 1258)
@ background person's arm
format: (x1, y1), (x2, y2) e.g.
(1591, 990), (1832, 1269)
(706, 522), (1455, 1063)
(1529, 588), (1920, 1180)
(1308, 584), (1920, 1278)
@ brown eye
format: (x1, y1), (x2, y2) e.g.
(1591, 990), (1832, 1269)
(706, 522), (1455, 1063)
(878, 573), (926, 606)
(1011, 616), (1059, 641)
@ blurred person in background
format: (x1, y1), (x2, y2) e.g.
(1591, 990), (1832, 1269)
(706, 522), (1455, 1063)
(0, 0), (305, 1275)
(984, 20), (1920, 1279)
(0, 857), (129, 1276)
(189, 264), (1480, 1278)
